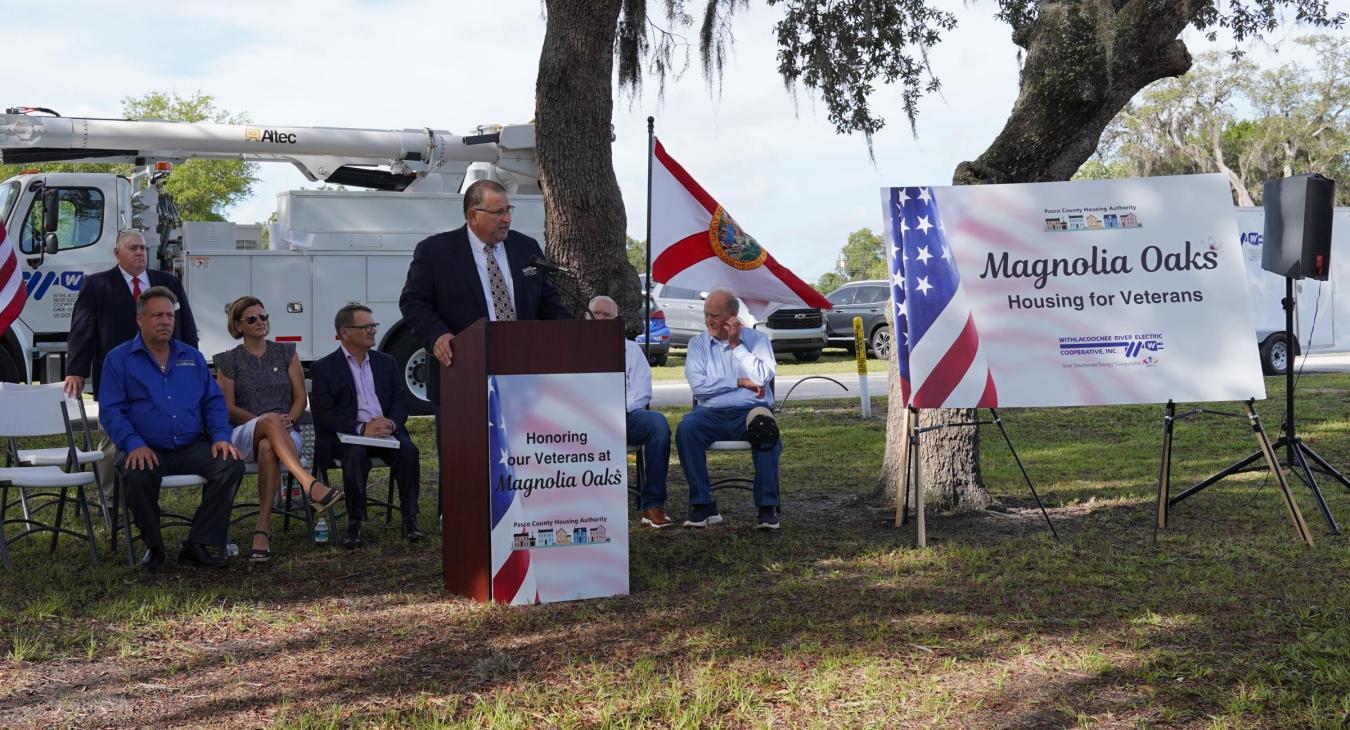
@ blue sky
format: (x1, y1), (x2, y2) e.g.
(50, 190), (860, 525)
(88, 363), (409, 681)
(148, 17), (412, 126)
(6, 0), (1344, 282)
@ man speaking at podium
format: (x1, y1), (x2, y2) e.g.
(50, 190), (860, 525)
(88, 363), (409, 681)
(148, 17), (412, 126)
(399, 179), (571, 419)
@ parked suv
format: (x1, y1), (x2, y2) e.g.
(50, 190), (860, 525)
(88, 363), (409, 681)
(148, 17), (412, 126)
(647, 279), (827, 361)
(824, 280), (892, 358)
(633, 295), (671, 366)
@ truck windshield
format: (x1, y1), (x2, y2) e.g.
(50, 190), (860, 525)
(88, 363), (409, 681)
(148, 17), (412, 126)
(0, 181), (17, 224)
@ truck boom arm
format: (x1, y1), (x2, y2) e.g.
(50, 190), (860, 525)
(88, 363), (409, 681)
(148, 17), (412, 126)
(0, 113), (537, 190)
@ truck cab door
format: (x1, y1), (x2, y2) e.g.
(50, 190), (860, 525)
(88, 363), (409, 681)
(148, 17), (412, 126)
(12, 178), (115, 337)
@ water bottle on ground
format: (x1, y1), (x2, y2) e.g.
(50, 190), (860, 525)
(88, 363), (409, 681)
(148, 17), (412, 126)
(314, 517), (329, 544)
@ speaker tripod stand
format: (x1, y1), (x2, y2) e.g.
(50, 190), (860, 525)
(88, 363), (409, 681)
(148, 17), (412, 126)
(1158, 277), (1346, 544)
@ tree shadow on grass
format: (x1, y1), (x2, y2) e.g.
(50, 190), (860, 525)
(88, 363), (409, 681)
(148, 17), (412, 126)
(2, 482), (1345, 728)
(3, 393), (1348, 727)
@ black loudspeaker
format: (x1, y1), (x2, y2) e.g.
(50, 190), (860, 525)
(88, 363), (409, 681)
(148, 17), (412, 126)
(1261, 173), (1335, 281)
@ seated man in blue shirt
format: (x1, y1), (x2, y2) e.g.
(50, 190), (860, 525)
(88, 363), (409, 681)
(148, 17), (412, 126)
(587, 296), (673, 528)
(676, 288), (782, 529)
(100, 287), (245, 571)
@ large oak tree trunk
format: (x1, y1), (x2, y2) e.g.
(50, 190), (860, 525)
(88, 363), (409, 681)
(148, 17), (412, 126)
(878, 0), (1195, 512)
(535, 0), (644, 324)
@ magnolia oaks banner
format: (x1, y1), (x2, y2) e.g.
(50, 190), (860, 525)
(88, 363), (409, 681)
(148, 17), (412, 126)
(880, 173), (1267, 408)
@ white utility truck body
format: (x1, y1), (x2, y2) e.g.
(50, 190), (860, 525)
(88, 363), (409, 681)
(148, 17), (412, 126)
(1235, 206), (1349, 374)
(0, 111), (545, 413)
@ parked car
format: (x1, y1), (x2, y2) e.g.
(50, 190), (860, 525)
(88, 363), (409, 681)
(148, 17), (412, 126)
(646, 278), (827, 361)
(824, 280), (892, 358)
(633, 296), (671, 366)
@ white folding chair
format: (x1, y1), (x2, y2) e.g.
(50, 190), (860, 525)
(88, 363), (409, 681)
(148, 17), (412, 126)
(691, 379), (776, 495)
(113, 472), (208, 566)
(328, 433), (404, 526)
(0, 382), (111, 529)
(232, 412), (317, 535)
(0, 387), (100, 569)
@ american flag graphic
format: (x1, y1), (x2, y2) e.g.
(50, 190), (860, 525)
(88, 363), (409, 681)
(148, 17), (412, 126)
(0, 226), (24, 337)
(886, 186), (998, 408)
(488, 376), (537, 604)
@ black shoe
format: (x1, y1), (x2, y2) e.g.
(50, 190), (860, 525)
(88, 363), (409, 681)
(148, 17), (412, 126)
(341, 521), (363, 549)
(756, 506), (781, 530)
(140, 546), (167, 572)
(402, 522), (425, 543)
(177, 542), (229, 569)
(683, 503), (724, 528)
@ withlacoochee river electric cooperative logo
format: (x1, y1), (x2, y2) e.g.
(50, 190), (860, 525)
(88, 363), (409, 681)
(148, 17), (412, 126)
(21, 270), (83, 300)
(1058, 333), (1165, 365)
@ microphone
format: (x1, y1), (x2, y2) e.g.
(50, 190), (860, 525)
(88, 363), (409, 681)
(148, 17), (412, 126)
(529, 255), (573, 275)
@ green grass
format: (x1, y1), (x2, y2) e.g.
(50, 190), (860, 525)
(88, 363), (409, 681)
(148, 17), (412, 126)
(1, 375), (1348, 728)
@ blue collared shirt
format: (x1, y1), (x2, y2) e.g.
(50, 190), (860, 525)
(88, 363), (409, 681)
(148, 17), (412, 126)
(99, 335), (232, 452)
(685, 327), (776, 409)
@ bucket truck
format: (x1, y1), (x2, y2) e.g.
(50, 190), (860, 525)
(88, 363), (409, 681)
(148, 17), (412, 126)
(0, 109), (543, 413)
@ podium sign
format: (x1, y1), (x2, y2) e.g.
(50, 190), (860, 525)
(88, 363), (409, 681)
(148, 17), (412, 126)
(440, 319), (628, 603)
(489, 372), (628, 604)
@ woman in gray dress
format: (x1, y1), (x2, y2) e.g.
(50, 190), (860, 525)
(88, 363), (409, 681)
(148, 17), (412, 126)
(216, 296), (343, 561)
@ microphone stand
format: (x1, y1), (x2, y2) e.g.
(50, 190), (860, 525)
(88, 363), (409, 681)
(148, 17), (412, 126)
(536, 264), (586, 319)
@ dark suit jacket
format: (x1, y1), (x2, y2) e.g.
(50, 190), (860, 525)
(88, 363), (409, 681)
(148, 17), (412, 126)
(398, 226), (571, 403)
(309, 346), (411, 473)
(69, 266), (198, 400)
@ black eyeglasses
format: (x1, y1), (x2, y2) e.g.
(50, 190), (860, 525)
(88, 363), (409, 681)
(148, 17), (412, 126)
(343, 323), (379, 332)
(239, 313), (270, 325)
(472, 205), (515, 217)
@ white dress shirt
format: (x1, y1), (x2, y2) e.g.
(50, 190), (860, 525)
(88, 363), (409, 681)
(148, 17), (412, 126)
(119, 267), (150, 296)
(467, 227), (516, 321)
(684, 327), (776, 409)
(624, 339), (653, 413)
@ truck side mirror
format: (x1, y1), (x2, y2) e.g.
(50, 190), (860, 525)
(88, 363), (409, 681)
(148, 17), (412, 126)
(44, 232), (60, 255)
(42, 188), (61, 234)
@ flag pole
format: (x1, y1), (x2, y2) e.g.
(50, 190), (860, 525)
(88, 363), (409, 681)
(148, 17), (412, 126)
(644, 116), (654, 362)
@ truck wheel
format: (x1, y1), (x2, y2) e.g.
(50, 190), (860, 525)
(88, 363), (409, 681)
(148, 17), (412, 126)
(1259, 333), (1291, 376)
(793, 350), (822, 362)
(869, 325), (892, 360)
(386, 332), (434, 416)
(0, 346), (21, 384)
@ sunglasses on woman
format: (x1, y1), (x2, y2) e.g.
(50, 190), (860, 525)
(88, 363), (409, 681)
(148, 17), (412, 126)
(240, 313), (270, 325)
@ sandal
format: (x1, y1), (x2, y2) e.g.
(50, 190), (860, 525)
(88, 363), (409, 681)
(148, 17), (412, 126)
(309, 480), (345, 515)
(249, 530), (273, 563)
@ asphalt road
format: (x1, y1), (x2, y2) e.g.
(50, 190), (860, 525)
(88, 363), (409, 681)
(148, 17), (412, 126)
(72, 352), (1350, 420)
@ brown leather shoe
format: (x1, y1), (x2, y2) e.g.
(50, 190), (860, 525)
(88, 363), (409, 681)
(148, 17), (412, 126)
(641, 507), (674, 529)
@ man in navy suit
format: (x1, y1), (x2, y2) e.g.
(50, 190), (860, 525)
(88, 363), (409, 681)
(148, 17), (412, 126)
(398, 179), (571, 415)
(64, 230), (198, 400)
(63, 230), (199, 491)
(310, 303), (422, 546)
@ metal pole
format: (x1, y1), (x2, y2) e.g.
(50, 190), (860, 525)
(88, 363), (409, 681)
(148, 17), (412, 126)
(910, 408), (925, 548)
(1155, 399), (1175, 542)
(644, 117), (654, 361)
(853, 316), (870, 418)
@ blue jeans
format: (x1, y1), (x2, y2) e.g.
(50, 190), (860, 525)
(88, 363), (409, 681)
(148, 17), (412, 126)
(626, 409), (670, 510)
(676, 406), (781, 509)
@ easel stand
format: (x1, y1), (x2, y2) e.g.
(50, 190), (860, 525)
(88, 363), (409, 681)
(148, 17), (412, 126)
(1155, 278), (1346, 546)
(898, 407), (1058, 547)
(1155, 399), (1314, 546)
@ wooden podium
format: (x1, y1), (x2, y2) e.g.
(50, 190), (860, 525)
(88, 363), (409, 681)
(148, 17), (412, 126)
(439, 317), (624, 601)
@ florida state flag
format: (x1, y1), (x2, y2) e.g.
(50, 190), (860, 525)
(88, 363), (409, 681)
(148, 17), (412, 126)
(650, 138), (830, 318)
